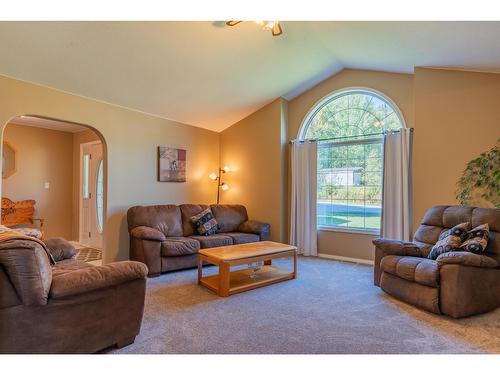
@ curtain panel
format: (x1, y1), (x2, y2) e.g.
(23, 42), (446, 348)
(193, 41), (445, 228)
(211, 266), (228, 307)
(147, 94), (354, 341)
(381, 128), (413, 241)
(289, 140), (318, 256)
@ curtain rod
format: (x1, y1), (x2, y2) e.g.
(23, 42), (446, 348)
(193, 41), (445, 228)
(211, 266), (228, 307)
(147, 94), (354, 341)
(289, 128), (414, 144)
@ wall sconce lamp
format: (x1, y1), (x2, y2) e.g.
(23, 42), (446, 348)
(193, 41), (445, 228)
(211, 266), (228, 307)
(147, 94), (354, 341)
(209, 166), (231, 204)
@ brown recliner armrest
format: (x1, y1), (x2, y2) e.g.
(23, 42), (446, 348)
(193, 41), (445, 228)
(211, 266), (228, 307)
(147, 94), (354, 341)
(372, 238), (422, 257)
(130, 226), (166, 241)
(373, 238), (422, 286)
(50, 261), (149, 299)
(238, 220), (271, 240)
(437, 251), (498, 269)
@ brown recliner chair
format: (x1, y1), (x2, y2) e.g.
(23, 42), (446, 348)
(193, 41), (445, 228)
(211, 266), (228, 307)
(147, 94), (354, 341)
(373, 205), (500, 318)
(0, 237), (148, 353)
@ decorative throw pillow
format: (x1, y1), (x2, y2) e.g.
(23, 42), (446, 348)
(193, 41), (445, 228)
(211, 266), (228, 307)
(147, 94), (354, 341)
(459, 223), (489, 254)
(190, 208), (220, 236)
(427, 222), (470, 260)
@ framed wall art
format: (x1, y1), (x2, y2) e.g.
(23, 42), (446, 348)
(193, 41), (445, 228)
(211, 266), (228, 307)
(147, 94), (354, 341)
(157, 147), (186, 182)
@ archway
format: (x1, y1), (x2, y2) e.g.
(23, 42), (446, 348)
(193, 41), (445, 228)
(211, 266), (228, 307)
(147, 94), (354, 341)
(1, 114), (108, 264)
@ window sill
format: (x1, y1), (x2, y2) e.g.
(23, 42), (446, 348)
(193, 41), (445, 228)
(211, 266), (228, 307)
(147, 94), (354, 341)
(317, 226), (380, 236)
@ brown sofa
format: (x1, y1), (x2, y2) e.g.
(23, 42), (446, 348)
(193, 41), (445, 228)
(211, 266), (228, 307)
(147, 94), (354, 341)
(127, 204), (271, 276)
(0, 237), (148, 353)
(373, 205), (500, 318)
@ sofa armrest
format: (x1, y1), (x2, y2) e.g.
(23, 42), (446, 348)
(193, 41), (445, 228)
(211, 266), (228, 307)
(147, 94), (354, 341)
(43, 237), (76, 262)
(50, 261), (148, 299)
(130, 226), (166, 241)
(373, 238), (422, 286)
(238, 220), (271, 240)
(372, 238), (422, 257)
(437, 251), (498, 269)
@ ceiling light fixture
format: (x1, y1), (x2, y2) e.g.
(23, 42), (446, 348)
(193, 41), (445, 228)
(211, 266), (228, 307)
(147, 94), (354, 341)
(226, 21), (283, 37)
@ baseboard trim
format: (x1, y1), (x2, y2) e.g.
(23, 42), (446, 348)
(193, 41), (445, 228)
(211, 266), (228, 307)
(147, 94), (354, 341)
(317, 253), (374, 265)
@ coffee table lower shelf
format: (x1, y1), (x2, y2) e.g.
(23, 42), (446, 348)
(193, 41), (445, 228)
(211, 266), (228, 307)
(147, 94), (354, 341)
(199, 265), (294, 297)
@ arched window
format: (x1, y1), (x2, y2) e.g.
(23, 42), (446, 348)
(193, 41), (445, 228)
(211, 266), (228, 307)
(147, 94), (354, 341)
(300, 88), (405, 233)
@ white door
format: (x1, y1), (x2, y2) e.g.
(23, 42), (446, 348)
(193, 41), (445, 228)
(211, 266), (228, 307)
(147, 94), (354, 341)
(80, 141), (103, 248)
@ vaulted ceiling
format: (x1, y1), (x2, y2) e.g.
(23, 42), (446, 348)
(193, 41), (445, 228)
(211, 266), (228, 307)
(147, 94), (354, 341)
(1, 21), (499, 131)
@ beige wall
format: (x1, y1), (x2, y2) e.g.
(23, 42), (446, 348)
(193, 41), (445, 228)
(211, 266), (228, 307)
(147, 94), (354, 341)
(219, 98), (288, 242)
(413, 68), (500, 227)
(72, 129), (101, 240)
(2, 67), (498, 264)
(287, 69), (415, 261)
(0, 74), (220, 263)
(2, 124), (74, 239)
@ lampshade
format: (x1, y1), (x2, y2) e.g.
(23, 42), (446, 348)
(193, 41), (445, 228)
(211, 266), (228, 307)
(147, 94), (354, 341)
(208, 172), (218, 180)
(221, 183), (230, 191)
(222, 165), (231, 173)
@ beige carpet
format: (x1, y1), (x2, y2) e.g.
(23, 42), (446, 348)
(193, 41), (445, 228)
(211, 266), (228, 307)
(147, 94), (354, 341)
(112, 257), (500, 354)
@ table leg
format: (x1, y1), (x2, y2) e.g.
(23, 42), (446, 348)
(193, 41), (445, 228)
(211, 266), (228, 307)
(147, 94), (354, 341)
(219, 262), (230, 297)
(293, 252), (297, 279)
(197, 256), (203, 284)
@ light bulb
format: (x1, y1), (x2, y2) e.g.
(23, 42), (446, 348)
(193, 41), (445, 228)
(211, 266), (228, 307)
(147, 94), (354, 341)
(264, 21), (275, 30)
(222, 165), (231, 173)
(208, 172), (218, 180)
(221, 183), (230, 191)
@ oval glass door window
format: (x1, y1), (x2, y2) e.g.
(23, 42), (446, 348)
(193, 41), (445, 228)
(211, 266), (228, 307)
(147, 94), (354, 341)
(96, 159), (104, 232)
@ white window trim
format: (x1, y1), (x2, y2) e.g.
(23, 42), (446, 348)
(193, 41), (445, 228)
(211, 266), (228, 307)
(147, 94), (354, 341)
(318, 226), (380, 236)
(297, 86), (407, 141)
(298, 87), (406, 235)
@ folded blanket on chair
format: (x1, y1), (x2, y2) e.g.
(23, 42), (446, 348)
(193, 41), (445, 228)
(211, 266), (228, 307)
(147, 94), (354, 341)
(0, 225), (55, 264)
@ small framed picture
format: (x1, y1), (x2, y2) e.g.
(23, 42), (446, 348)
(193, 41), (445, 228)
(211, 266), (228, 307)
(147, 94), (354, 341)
(157, 147), (186, 182)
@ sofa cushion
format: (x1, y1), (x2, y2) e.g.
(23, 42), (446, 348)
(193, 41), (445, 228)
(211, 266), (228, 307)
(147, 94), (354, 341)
(190, 208), (220, 236)
(460, 223), (489, 254)
(381, 255), (439, 288)
(127, 205), (183, 237)
(427, 222), (470, 260)
(442, 206), (474, 229)
(161, 237), (200, 257)
(179, 204), (209, 236)
(210, 205), (248, 232)
(413, 224), (444, 246)
(52, 260), (95, 277)
(224, 232), (260, 244)
(413, 240), (433, 258)
(50, 261), (148, 299)
(189, 234), (233, 248)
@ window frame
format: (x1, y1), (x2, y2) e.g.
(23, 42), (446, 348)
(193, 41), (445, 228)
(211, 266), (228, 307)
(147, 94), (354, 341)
(82, 153), (90, 199)
(96, 159), (104, 233)
(298, 87), (406, 235)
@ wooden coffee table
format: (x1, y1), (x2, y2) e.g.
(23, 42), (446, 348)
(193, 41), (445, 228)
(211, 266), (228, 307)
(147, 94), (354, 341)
(197, 241), (297, 297)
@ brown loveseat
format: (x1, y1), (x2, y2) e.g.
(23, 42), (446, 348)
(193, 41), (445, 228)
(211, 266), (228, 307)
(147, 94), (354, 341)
(0, 238), (148, 353)
(373, 205), (500, 318)
(127, 204), (271, 277)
